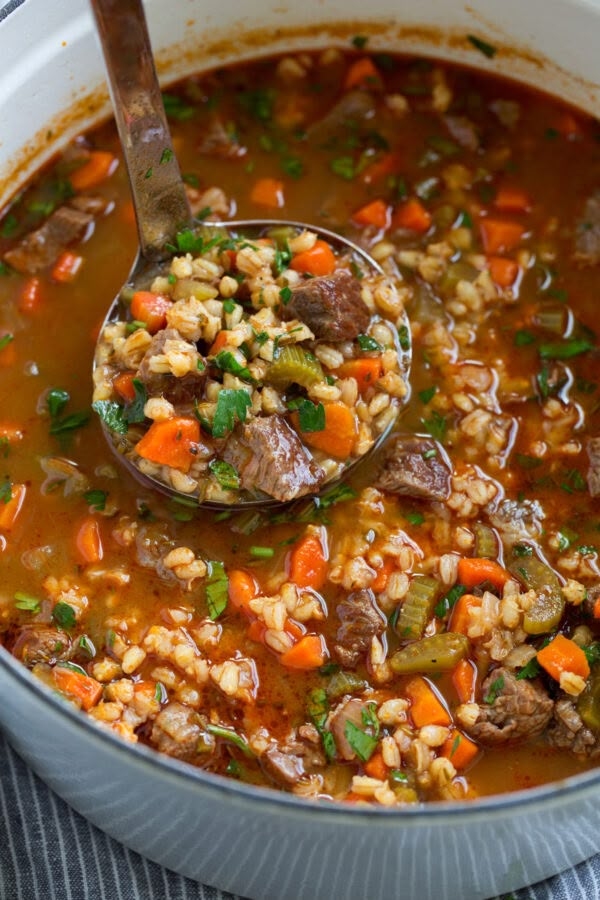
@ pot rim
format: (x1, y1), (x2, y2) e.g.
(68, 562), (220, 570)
(2, 642), (600, 823)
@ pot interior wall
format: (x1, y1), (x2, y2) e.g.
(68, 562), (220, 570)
(2, 0), (600, 208)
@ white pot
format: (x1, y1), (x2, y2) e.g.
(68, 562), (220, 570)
(2, 2), (600, 898)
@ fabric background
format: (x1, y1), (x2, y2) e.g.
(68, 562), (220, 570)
(0, 732), (598, 900)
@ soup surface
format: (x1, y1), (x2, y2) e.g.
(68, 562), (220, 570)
(1, 43), (600, 804)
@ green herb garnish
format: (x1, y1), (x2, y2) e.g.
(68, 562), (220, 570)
(205, 560), (229, 620)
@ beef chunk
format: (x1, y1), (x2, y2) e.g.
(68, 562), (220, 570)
(197, 117), (246, 159)
(307, 91), (376, 142)
(4, 199), (102, 274)
(150, 703), (204, 761)
(587, 437), (600, 497)
(375, 436), (451, 502)
(444, 115), (480, 152)
(463, 667), (553, 747)
(11, 628), (72, 666)
(329, 697), (372, 760)
(223, 415), (325, 502)
(547, 697), (600, 759)
(488, 498), (544, 541)
(136, 328), (206, 406)
(333, 588), (385, 668)
(284, 270), (370, 342)
(262, 731), (325, 786)
(574, 190), (600, 266)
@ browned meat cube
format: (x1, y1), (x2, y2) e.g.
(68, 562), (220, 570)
(284, 270), (370, 342)
(375, 436), (451, 502)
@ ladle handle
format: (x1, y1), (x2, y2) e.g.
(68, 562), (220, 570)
(89, 0), (192, 260)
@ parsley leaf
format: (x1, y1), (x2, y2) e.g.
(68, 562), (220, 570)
(47, 388), (70, 418)
(208, 459), (240, 491)
(206, 724), (253, 756)
(351, 35), (368, 49)
(92, 400), (128, 434)
(14, 592), (41, 613)
(307, 688), (336, 761)
(238, 88), (274, 123)
(84, 489), (107, 511)
(405, 511), (425, 526)
(421, 411), (447, 442)
(161, 93), (195, 121)
(357, 334), (382, 352)
(0, 333), (14, 352)
(49, 411), (89, 435)
(398, 324), (411, 351)
(418, 386), (437, 404)
(211, 389), (252, 438)
(434, 583), (467, 618)
(515, 657), (541, 680)
(514, 329), (535, 347)
(124, 378), (147, 424)
(288, 397), (325, 432)
(539, 338), (593, 360)
(484, 674), (505, 704)
(344, 719), (378, 762)
(0, 480), (12, 504)
(583, 643), (600, 667)
(467, 35), (497, 58)
(52, 601), (76, 629)
(205, 560), (228, 620)
(160, 148), (173, 165)
(281, 156), (304, 179)
(330, 156), (355, 181)
(213, 351), (255, 383)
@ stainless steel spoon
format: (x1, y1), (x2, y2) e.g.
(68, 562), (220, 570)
(89, 0), (411, 510)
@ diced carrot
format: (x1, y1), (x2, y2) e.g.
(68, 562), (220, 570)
(288, 532), (328, 591)
(0, 423), (24, 443)
(290, 240), (337, 276)
(113, 371), (137, 403)
(284, 618), (305, 642)
(363, 750), (388, 780)
(250, 177), (284, 209)
(19, 277), (42, 313)
(135, 417), (200, 473)
(494, 185), (531, 213)
(208, 330), (233, 356)
(594, 596), (600, 619)
(480, 218), (525, 254)
(130, 291), (172, 335)
(488, 256), (519, 288)
(405, 676), (451, 728)
(361, 151), (402, 185)
(76, 516), (104, 564)
(280, 634), (327, 669)
(537, 633), (590, 682)
(391, 198), (432, 233)
(70, 150), (118, 191)
(0, 483), (26, 532)
(228, 569), (259, 616)
(442, 731), (479, 770)
(452, 659), (478, 703)
(51, 251), (84, 284)
(457, 557), (510, 591)
(0, 334), (16, 368)
(336, 358), (384, 394)
(294, 401), (357, 459)
(352, 199), (391, 229)
(448, 593), (481, 636)
(371, 557), (396, 592)
(344, 57), (383, 91)
(52, 666), (103, 711)
(247, 619), (267, 643)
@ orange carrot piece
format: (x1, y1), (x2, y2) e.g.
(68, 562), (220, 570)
(344, 57), (383, 91)
(130, 291), (172, 335)
(537, 634), (590, 682)
(135, 416), (200, 473)
(247, 619), (267, 643)
(457, 557), (510, 591)
(494, 185), (531, 214)
(371, 557), (396, 592)
(352, 199), (391, 229)
(442, 731), (479, 770)
(391, 198), (432, 233)
(0, 483), (26, 532)
(336, 358), (384, 394)
(250, 177), (284, 208)
(480, 218), (525, 254)
(19, 277), (42, 313)
(228, 569), (259, 616)
(208, 330), (232, 356)
(52, 666), (103, 711)
(448, 593), (481, 636)
(594, 597), (600, 620)
(405, 676), (451, 728)
(76, 516), (104, 564)
(294, 401), (357, 459)
(363, 750), (388, 780)
(361, 151), (402, 185)
(452, 659), (478, 703)
(51, 251), (84, 283)
(284, 618), (305, 642)
(337, 358), (384, 394)
(290, 240), (337, 276)
(113, 371), (137, 403)
(488, 256), (519, 288)
(279, 634), (327, 669)
(288, 532), (328, 591)
(70, 150), (118, 191)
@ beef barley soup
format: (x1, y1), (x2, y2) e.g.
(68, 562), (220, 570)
(1, 43), (600, 803)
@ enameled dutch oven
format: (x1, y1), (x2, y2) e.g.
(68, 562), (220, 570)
(2, 2), (600, 897)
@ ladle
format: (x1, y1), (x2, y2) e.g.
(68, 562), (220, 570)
(90, 0), (411, 509)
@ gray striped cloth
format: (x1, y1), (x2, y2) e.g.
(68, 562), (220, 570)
(0, 732), (597, 900)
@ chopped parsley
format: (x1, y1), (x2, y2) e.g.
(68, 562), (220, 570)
(0, 480), (12, 504)
(344, 716), (378, 762)
(330, 156), (356, 181)
(238, 88), (275, 123)
(206, 724), (253, 756)
(222, 299), (237, 314)
(514, 329), (535, 347)
(281, 156), (304, 179)
(405, 511), (425, 526)
(279, 285), (292, 305)
(161, 93), (195, 121)
(14, 592), (41, 613)
(208, 458), (240, 492)
(467, 35), (497, 58)
(213, 350), (255, 383)
(421, 411), (447, 443)
(160, 148), (173, 165)
(92, 400), (128, 434)
(434, 583), (467, 618)
(484, 674), (505, 705)
(398, 324), (411, 351)
(123, 378), (147, 425)
(418, 386), (437, 404)
(539, 338), (593, 359)
(307, 688), (336, 761)
(0, 214), (18, 238)
(357, 334), (382, 352)
(49, 410), (89, 436)
(205, 560), (229, 620)
(211, 389), (252, 438)
(84, 489), (107, 512)
(0, 333), (14, 352)
(515, 657), (541, 680)
(287, 397), (325, 432)
(47, 388), (70, 419)
(52, 601), (77, 630)
(583, 643), (600, 667)
(351, 34), (368, 49)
